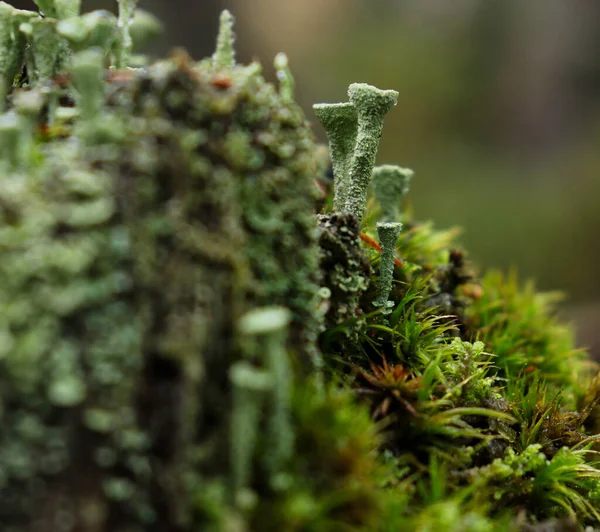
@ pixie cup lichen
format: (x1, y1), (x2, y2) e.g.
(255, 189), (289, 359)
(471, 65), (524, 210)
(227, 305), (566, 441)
(345, 83), (398, 223)
(372, 164), (414, 222)
(313, 101), (358, 212)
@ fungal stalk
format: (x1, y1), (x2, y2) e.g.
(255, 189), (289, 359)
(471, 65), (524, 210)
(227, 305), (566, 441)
(213, 9), (235, 70)
(313, 102), (357, 212)
(344, 83), (398, 223)
(372, 165), (414, 222)
(374, 221), (402, 309)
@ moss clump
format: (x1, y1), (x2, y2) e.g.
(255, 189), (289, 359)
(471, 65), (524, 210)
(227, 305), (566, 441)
(1, 3), (600, 532)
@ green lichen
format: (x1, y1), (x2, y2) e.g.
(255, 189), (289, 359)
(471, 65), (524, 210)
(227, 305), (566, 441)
(372, 164), (413, 222)
(57, 10), (119, 53)
(313, 101), (357, 212)
(273, 52), (294, 102)
(212, 9), (235, 71)
(115, 0), (138, 68)
(0, 3), (36, 103)
(374, 221), (402, 309)
(345, 83), (398, 223)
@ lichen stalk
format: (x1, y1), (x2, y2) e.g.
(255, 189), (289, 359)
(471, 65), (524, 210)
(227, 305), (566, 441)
(116, 0), (138, 68)
(212, 9), (235, 70)
(312, 102), (357, 212)
(274, 52), (294, 102)
(0, 3), (36, 105)
(344, 83), (398, 223)
(374, 221), (402, 308)
(229, 362), (271, 504)
(70, 49), (105, 140)
(20, 17), (69, 84)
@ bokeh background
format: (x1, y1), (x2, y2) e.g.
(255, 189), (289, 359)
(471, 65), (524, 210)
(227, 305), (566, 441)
(8, 0), (600, 355)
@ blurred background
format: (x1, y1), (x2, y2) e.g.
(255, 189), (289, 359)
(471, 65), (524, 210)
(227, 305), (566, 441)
(8, 0), (600, 355)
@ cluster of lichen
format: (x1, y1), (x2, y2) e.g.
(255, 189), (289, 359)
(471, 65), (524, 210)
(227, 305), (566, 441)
(1, 2), (600, 531)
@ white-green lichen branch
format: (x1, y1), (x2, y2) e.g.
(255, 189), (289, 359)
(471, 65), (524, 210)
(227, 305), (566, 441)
(0, 3), (36, 104)
(374, 221), (402, 309)
(372, 165), (413, 222)
(344, 83), (398, 223)
(115, 0), (139, 68)
(57, 10), (119, 54)
(70, 49), (105, 140)
(274, 52), (295, 102)
(213, 9), (235, 70)
(33, 0), (81, 20)
(238, 306), (294, 485)
(313, 102), (357, 212)
(20, 16), (69, 84)
(0, 112), (22, 167)
(229, 361), (272, 505)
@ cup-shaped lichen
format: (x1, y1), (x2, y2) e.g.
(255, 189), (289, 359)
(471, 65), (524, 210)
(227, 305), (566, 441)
(313, 102), (357, 212)
(372, 164), (413, 222)
(373, 221), (402, 308)
(0, 3), (36, 103)
(344, 83), (398, 223)
(33, 0), (81, 20)
(57, 10), (119, 53)
(20, 16), (68, 84)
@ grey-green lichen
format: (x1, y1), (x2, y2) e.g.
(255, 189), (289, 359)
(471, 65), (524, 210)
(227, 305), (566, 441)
(372, 164), (413, 222)
(373, 221), (402, 309)
(115, 0), (139, 68)
(313, 101), (357, 211)
(57, 10), (119, 53)
(345, 83), (398, 223)
(314, 83), (398, 223)
(212, 9), (235, 71)
(0, 3), (36, 103)
(274, 53), (294, 103)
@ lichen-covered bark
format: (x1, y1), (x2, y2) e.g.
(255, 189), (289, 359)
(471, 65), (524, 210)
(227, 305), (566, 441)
(317, 212), (370, 330)
(0, 43), (321, 531)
